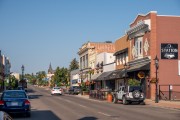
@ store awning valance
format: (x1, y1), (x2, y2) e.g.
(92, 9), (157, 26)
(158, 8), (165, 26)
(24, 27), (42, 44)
(96, 71), (114, 81)
(107, 69), (127, 80)
(91, 73), (102, 81)
(127, 63), (150, 72)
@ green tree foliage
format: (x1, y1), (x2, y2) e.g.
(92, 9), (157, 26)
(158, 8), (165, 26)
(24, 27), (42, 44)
(36, 71), (46, 85)
(25, 73), (37, 85)
(128, 79), (140, 86)
(5, 75), (18, 89)
(69, 58), (79, 71)
(53, 67), (69, 87)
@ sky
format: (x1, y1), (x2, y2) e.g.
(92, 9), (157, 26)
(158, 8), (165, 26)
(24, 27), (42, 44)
(0, 0), (180, 74)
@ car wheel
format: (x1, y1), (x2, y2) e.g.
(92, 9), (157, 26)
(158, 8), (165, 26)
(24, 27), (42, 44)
(112, 94), (118, 104)
(122, 96), (128, 105)
(132, 90), (141, 99)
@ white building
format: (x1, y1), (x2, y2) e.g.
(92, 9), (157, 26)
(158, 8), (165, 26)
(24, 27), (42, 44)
(70, 69), (80, 87)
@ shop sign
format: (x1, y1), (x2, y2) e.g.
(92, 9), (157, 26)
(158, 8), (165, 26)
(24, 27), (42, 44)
(161, 43), (178, 59)
(137, 71), (145, 79)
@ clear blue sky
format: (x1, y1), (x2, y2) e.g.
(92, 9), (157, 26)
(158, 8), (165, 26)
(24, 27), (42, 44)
(0, 0), (180, 74)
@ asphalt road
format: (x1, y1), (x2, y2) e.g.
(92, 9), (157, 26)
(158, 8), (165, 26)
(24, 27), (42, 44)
(14, 85), (180, 120)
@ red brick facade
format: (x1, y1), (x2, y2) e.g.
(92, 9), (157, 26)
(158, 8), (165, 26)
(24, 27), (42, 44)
(126, 11), (180, 99)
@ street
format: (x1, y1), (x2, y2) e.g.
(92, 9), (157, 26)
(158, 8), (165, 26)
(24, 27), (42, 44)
(13, 85), (180, 120)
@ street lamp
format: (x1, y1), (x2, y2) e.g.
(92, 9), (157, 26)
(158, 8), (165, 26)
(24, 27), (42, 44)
(21, 65), (25, 87)
(154, 55), (159, 103)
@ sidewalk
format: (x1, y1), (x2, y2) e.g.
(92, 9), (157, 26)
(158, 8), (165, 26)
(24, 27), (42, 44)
(145, 99), (180, 110)
(76, 94), (180, 110)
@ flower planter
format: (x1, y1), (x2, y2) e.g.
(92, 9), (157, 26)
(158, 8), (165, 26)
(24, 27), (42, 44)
(82, 91), (89, 95)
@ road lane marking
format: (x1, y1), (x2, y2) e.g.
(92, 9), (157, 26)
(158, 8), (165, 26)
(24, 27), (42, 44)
(98, 112), (111, 117)
(78, 104), (87, 108)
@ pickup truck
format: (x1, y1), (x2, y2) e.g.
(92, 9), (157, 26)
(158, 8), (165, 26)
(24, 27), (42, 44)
(112, 86), (145, 105)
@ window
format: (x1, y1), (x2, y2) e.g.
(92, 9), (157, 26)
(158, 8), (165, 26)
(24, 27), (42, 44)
(80, 57), (82, 69)
(135, 37), (143, 58)
(116, 51), (128, 65)
(86, 54), (88, 68)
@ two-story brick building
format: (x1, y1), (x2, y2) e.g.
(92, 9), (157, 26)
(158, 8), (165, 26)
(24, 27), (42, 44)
(124, 11), (180, 100)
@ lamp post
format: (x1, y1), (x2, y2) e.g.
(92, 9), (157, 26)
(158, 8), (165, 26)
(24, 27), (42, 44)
(21, 65), (25, 87)
(154, 55), (159, 103)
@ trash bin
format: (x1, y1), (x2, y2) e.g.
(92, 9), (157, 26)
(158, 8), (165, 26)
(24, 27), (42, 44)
(107, 93), (112, 102)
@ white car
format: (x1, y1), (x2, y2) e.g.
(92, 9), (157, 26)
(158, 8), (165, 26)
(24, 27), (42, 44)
(51, 87), (62, 95)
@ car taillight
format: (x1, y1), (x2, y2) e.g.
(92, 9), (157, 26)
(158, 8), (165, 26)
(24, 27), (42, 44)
(25, 100), (30, 105)
(59, 89), (62, 91)
(0, 100), (4, 105)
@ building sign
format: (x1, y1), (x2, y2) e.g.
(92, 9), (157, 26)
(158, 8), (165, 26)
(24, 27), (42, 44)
(161, 43), (178, 59)
(137, 71), (145, 79)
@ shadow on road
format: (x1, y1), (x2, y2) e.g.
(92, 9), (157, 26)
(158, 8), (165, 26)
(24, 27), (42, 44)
(12, 110), (61, 120)
(27, 89), (36, 93)
(28, 94), (43, 99)
(78, 116), (98, 120)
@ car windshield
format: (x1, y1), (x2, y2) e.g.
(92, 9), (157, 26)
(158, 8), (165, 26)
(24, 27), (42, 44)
(53, 87), (60, 89)
(129, 86), (142, 92)
(3, 91), (27, 98)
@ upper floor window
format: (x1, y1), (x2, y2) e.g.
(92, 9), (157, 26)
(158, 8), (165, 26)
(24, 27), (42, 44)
(134, 37), (143, 58)
(116, 51), (128, 66)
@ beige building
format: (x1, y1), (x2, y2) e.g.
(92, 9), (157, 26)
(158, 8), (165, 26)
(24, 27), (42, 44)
(78, 41), (115, 83)
(11, 73), (20, 81)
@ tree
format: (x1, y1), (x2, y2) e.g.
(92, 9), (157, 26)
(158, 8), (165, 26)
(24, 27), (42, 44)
(53, 67), (69, 87)
(36, 71), (46, 86)
(69, 58), (79, 71)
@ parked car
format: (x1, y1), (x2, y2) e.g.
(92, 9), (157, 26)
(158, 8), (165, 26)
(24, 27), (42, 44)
(0, 90), (31, 117)
(112, 86), (145, 105)
(0, 111), (12, 120)
(68, 86), (81, 95)
(51, 87), (62, 95)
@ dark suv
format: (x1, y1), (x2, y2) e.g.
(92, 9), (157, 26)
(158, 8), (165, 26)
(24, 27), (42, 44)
(68, 86), (81, 95)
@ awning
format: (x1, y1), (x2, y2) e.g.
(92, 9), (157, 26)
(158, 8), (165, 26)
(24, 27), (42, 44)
(91, 73), (102, 81)
(107, 69), (127, 80)
(127, 63), (150, 72)
(96, 71), (114, 81)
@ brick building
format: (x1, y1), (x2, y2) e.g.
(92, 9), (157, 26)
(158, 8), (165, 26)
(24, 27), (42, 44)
(125, 11), (180, 100)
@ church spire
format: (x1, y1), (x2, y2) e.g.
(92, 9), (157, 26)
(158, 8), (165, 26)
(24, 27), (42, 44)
(48, 63), (53, 74)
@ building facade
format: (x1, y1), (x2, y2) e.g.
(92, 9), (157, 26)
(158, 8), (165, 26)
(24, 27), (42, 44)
(126, 11), (180, 99)
(78, 41), (115, 83)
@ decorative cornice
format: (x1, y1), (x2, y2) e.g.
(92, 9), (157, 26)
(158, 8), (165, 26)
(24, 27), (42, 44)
(127, 21), (150, 39)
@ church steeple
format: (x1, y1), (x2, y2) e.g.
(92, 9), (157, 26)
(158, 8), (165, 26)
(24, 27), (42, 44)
(48, 63), (53, 74)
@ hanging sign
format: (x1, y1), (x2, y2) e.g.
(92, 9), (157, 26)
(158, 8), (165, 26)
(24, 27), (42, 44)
(137, 71), (145, 79)
(161, 43), (178, 59)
